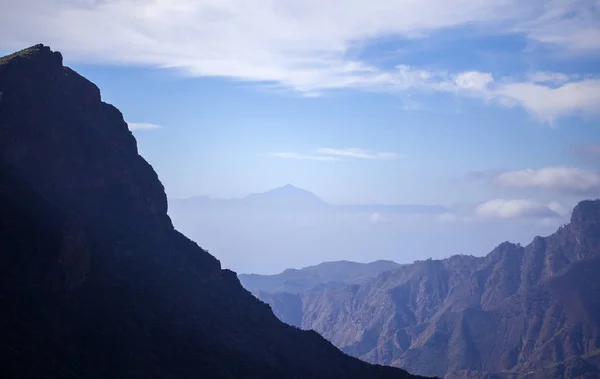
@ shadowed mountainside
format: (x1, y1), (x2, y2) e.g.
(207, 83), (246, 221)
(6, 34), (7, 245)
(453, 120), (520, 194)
(253, 201), (600, 378)
(0, 45), (432, 379)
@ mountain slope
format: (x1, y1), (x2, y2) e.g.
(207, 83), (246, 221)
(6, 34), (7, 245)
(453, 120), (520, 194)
(0, 44), (431, 379)
(255, 201), (600, 378)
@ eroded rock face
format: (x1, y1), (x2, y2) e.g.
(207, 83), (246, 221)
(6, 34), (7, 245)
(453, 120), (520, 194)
(0, 45), (431, 379)
(256, 201), (600, 378)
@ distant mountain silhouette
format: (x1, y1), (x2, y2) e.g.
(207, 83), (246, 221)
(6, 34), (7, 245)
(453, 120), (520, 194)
(250, 200), (600, 379)
(0, 44), (432, 379)
(243, 184), (328, 208)
(170, 185), (447, 214)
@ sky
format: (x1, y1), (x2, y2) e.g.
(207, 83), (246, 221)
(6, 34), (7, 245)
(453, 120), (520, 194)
(1, 0), (600, 273)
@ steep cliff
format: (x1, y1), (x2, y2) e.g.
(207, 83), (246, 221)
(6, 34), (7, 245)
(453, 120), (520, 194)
(0, 45), (431, 379)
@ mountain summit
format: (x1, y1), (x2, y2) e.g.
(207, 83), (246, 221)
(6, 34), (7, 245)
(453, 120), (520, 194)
(0, 45), (430, 379)
(244, 184), (327, 208)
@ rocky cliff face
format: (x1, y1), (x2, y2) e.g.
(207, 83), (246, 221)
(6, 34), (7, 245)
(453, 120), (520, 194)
(256, 201), (600, 378)
(0, 45), (431, 379)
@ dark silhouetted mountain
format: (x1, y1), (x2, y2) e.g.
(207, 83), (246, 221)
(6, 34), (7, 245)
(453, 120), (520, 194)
(239, 259), (402, 294)
(253, 200), (600, 378)
(0, 45), (433, 379)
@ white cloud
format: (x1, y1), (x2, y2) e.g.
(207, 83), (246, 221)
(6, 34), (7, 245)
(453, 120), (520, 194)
(127, 122), (162, 131)
(424, 70), (600, 122)
(517, 0), (600, 53)
(437, 198), (565, 223)
(494, 79), (600, 122)
(1, 0), (599, 121)
(527, 72), (573, 85)
(316, 148), (399, 160)
(475, 199), (561, 219)
(493, 166), (600, 195)
(271, 152), (338, 161)
(454, 72), (495, 91)
(273, 148), (398, 161)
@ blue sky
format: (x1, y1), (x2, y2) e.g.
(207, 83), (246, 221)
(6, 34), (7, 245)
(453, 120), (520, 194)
(1, 0), (600, 272)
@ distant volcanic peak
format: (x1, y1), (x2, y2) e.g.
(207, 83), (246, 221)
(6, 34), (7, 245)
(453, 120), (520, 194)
(267, 184), (317, 196)
(248, 184), (326, 205)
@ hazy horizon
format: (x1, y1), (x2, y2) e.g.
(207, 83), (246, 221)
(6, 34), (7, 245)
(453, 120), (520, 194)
(167, 183), (580, 274)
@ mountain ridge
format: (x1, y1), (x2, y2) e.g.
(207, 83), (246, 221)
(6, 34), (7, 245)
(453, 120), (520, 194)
(0, 44), (431, 379)
(170, 184), (448, 214)
(249, 199), (600, 378)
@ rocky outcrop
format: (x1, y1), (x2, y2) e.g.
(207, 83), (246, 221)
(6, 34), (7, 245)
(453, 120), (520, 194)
(0, 45), (431, 379)
(255, 201), (600, 378)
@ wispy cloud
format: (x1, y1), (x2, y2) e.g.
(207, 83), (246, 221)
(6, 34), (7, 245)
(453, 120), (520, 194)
(316, 148), (399, 160)
(127, 122), (162, 131)
(273, 148), (399, 162)
(493, 79), (600, 123)
(271, 152), (338, 161)
(516, 0), (600, 53)
(493, 166), (600, 195)
(465, 166), (600, 195)
(437, 198), (566, 223)
(1, 0), (599, 121)
(474, 199), (562, 220)
(527, 72), (573, 85)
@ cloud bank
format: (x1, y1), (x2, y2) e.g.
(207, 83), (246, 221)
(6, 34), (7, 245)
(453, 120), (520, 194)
(466, 166), (600, 196)
(438, 198), (566, 223)
(494, 166), (600, 195)
(1, 0), (599, 121)
(474, 199), (562, 220)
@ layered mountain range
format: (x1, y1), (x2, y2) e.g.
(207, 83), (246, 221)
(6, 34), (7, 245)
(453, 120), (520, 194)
(0, 45), (429, 379)
(169, 184), (447, 214)
(168, 183), (457, 274)
(248, 201), (600, 378)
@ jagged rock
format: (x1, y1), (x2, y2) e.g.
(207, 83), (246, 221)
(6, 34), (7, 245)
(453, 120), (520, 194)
(256, 201), (600, 378)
